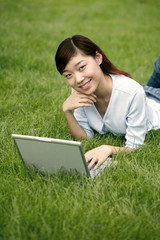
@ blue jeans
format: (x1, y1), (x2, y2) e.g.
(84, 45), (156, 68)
(142, 56), (160, 103)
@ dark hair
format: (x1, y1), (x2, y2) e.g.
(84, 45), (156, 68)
(55, 35), (132, 78)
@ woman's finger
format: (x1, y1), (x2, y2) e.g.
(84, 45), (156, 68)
(79, 98), (95, 104)
(81, 96), (96, 103)
(93, 160), (102, 170)
(88, 157), (98, 170)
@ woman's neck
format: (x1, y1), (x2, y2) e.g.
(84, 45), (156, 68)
(94, 74), (112, 118)
(95, 73), (112, 100)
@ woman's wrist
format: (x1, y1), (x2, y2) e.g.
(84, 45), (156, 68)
(62, 103), (72, 114)
(102, 145), (131, 156)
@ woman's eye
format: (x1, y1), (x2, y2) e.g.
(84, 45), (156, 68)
(80, 65), (86, 71)
(65, 74), (72, 79)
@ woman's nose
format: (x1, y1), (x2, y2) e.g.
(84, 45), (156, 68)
(75, 72), (84, 83)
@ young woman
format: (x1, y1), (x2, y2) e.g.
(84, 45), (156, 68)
(55, 35), (160, 170)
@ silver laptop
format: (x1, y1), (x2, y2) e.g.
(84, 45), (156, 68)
(12, 134), (117, 179)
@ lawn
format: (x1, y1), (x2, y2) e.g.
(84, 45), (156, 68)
(0, 0), (160, 239)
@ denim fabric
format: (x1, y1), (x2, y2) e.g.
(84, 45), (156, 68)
(147, 56), (160, 88)
(142, 84), (160, 103)
(142, 56), (160, 103)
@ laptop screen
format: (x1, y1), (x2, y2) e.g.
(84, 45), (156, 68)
(12, 134), (90, 176)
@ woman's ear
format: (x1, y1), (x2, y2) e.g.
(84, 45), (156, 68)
(95, 51), (103, 65)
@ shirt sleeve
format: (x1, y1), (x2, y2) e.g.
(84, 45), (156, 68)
(74, 107), (95, 139)
(125, 87), (147, 149)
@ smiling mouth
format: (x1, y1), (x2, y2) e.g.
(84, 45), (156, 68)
(80, 80), (91, 89)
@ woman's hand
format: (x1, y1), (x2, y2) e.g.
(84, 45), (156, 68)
(85, 145), (113, 170)
(63, 91), (97, 113)
(85, 145), (132, 170)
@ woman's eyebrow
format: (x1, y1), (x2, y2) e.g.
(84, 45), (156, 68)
(63, 60), (85, 73)
(74, 60), (85, 67)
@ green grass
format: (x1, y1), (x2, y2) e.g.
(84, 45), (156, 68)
(1, 0), (160, 239)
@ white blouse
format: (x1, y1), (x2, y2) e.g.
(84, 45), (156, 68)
(73, 74), (160, 149)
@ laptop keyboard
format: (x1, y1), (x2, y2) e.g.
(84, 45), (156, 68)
(89, 158), (118, 179)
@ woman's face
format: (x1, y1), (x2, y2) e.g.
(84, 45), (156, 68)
(62, 51), (104, 95)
